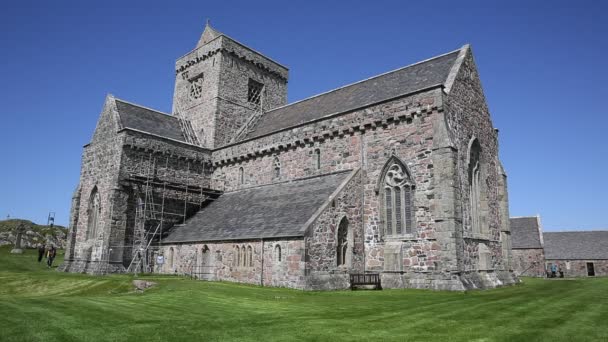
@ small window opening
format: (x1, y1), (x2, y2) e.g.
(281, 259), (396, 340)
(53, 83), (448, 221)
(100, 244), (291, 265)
(273, 157), (281, 178)
(275, 245), (282, 262)
(313, 149), (321, 170)
(247, 79), (264, 108)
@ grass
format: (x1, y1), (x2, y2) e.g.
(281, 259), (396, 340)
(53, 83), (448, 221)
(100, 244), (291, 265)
(0, 246), (606, 341)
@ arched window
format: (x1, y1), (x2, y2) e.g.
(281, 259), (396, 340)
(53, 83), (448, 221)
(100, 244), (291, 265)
(468, 139), (482, 234)
(241, 245), (246, 266)
(238, 167), (244, 185)
(86, 187), (101, 240)
(275, 245), (282, 262)
(379, 157), (415, 236)
(247, 246), (253, 267)
(313, 149), (321, 170)
(168, 247), (174, 269)
(273, 157), (281, 178)
(235, 246), (240, 267)
(336, 217), (349, 266)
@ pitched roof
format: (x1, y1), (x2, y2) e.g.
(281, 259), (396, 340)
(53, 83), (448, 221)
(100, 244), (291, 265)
(163, 171), (352, 243)
(243, 48), (462, 139)
(510, 217), (543, 249)
(114, 99), (186, 142)
(544, 231), (608, 260)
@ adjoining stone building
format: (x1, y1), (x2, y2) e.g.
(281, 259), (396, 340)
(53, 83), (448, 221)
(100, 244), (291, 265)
(544, 231), (608, 277)
(510, 216), (608, 278)
(510, 216), (545, 277)
(60, 23), (517, 290)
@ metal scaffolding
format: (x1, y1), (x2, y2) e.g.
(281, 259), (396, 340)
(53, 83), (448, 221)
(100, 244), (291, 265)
(123, 153), (220, 275)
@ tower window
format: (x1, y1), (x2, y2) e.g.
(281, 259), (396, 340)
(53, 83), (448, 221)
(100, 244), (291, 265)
(273, 157), (281, 178)
(247, 79), (264, 108)
(189, 74), (204, 99)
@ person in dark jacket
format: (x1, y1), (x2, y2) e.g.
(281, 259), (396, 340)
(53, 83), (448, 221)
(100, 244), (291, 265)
(47, 246), (57, 268)
(37, 244), (46, 262)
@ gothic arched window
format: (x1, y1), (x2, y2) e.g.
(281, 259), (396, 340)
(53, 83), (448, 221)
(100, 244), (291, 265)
(275, 245), (282, 262)
(238, 167), (244, 185)
(247, 246), (253, 267)
(468, 139), (482, 234)
(235, 246), (240, 267)
(168, 247), (174, 269)
(86, 187), (101, 240)
(336, 217), (349, 266)
(379, 157), (415, 236)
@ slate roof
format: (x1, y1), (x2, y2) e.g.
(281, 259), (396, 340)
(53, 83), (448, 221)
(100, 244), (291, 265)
(244, 49), (461, 139)
(115, 99), (186, 142)
(163, 171), (352, 243)
(511, 217), (543, 249)
(544, 231), (608, 260)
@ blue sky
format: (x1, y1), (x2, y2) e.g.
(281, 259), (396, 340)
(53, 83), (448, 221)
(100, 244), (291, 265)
(1, 0), (606, 230)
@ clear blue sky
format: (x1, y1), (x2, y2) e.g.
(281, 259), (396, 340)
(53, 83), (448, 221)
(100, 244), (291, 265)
(1, 0), (606, 231)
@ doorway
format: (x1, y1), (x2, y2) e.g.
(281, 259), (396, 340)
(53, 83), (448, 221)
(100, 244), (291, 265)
(586, 262), (595, 276)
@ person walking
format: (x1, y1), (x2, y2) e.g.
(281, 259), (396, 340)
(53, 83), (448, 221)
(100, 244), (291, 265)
(551, 263), (557, 278)
(47, 245), (57, 268)
(37, 244), (46, 262)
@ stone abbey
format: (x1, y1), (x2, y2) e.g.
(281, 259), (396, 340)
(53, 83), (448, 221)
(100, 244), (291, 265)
(60, 23), (517, 290)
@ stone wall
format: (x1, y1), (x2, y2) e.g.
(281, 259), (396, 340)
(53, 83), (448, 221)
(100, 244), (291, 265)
(546, 259), (608, 278)
(303, 170), (364, 290)
(512, 248), (546, 277)
(443, 47), (516, 288)
(211, 88), (473, 290)
(160, 238), (306, 289)
(62, 96), (124, 273)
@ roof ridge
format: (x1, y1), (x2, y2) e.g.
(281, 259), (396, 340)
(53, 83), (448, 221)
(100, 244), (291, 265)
(263, 47), (462, 115)
(114, 97), (177, 120)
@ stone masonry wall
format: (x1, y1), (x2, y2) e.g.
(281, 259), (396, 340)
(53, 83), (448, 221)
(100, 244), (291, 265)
(64, 96), (124, 273)
(443, 47), (516, 288)
(160, 238), (306, 289)
(211, 88), (468, 289)
(546, 259), (608, 278)
(304, 170), (364, 290)
(512, 248), (545, 277)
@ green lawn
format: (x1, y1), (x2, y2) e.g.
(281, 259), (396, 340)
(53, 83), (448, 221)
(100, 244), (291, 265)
(0, 247), (606, 342)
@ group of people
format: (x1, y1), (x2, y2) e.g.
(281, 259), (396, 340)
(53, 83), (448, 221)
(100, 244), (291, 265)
(37, 244), (57, 268)
(548, 264), (564, 278)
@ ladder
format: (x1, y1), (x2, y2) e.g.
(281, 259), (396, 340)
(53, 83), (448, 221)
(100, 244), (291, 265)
(173, 99), (200, 146)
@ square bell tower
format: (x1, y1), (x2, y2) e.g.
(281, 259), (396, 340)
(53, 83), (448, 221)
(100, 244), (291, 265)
(172, 22), (289, 148)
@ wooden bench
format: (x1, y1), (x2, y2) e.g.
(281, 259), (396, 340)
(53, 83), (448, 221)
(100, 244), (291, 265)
(350, 273), (382, 290)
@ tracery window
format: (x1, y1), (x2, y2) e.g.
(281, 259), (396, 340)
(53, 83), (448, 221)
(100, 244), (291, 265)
(86, 187), (101, 240)
(381, 158), (415, 236)
(336, 217), (349, 266)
